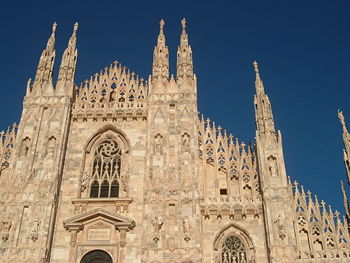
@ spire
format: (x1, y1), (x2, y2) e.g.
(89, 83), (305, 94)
(56, 22), (79, 95)
(253, 61), (276, 135)
(31, 22), (57, 95)
(176, 18), (194, 81)
(341, 180), (350, 220)
(254, 61), (264, 94)
(338, 110), (350, 185)
(152, 19), (169, 80)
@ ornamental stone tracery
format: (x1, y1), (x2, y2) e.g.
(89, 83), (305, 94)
(90, 139), (121, 198)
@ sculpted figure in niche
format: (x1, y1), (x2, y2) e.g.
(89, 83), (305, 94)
(1, 219), (12, 241)
(152, 217), (163, 234)
(182, 133), (190, 152)
(30, 219), (41, 242)
(273, 214), (286, 241)
(154, 133), (163, 154)
(20, 137), (30, 157)
(47, 136), (56, 158)
(151, 216), (163, 243)
(182, 217), (192, 234)
(267, 155), (278, 177)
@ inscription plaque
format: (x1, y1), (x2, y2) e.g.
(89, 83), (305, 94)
(87, 228), (111, 240)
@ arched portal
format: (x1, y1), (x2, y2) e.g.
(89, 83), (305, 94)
(80, 250), (113, 263)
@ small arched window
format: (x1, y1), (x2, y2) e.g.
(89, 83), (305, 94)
(89, 139), (121, 198)
(221, 235), (247, 263)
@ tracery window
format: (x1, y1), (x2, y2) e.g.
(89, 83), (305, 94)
(221, 235), (247, 263)
(89, 139), (121, 198)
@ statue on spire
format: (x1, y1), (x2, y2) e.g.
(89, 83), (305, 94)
(253, 61), (259, 73)
(160, 19), (165, 32)
(338, 110), (346, 127)
(181, 18), (186, 31)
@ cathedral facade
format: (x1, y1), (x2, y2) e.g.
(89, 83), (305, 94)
(0, 19), (350, 263)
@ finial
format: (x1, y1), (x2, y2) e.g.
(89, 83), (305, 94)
(52, 22), (57, 33)
(181, 18), (186, 31)
(253, 61), (259, 73)
(335, 210), (340, 218)
(307, 190), (312, 198)
(160, 19), (165, 32)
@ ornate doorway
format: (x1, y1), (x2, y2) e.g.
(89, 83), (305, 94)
(81, 250), (113, 263)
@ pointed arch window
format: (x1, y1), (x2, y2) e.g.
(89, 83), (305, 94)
(221, 235), (247, 263)
(89, 139), (122, 198)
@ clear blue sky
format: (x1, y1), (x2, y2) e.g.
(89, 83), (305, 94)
(0, 0), (349, 214)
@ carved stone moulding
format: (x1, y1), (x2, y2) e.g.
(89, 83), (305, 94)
(72, 109), (148, 122)
(71, 197), (133, 214)
(200, 203), (261, 220)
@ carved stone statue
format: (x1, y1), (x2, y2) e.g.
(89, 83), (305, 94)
(182, 216), (192, 243)
(30, 219), (41, 241)
(268, 156), (278, 177)
(182, 217), (191, 234)
(20, 137), (30, 157)
(154, 134), (163, 154)
(47, 137), (56, 158)
(274, 214), (286, 241)
(182, 133), (190, 152)
(1, 219), (12, 241)
(80, 171), (89, 192)
(151, 217), (163, 234)
(151, 216), (163, 243)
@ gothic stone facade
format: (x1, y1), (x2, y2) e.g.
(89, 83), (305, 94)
(0, 20), (350, 263)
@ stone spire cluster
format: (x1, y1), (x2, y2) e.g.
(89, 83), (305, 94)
(151, 18), (196, 94)
(27, 22), (79, 97)
(31, 22), (57, 95)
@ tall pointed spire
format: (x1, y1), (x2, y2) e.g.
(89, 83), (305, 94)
(56, 22), (78, 95)
(176, 18), (194, 81)
(152, 19), (169, 80)
(338, 110), (350, 185)
(253, 61), (276, 135)
(341, 181), (350, 220)
(31, 22), (57, 95)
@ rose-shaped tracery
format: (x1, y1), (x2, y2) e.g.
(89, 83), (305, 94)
(90, 140), (122, 198)
(221, 235), (247, 263)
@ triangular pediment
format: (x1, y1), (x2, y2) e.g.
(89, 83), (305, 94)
(63, 208), (135, 231)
